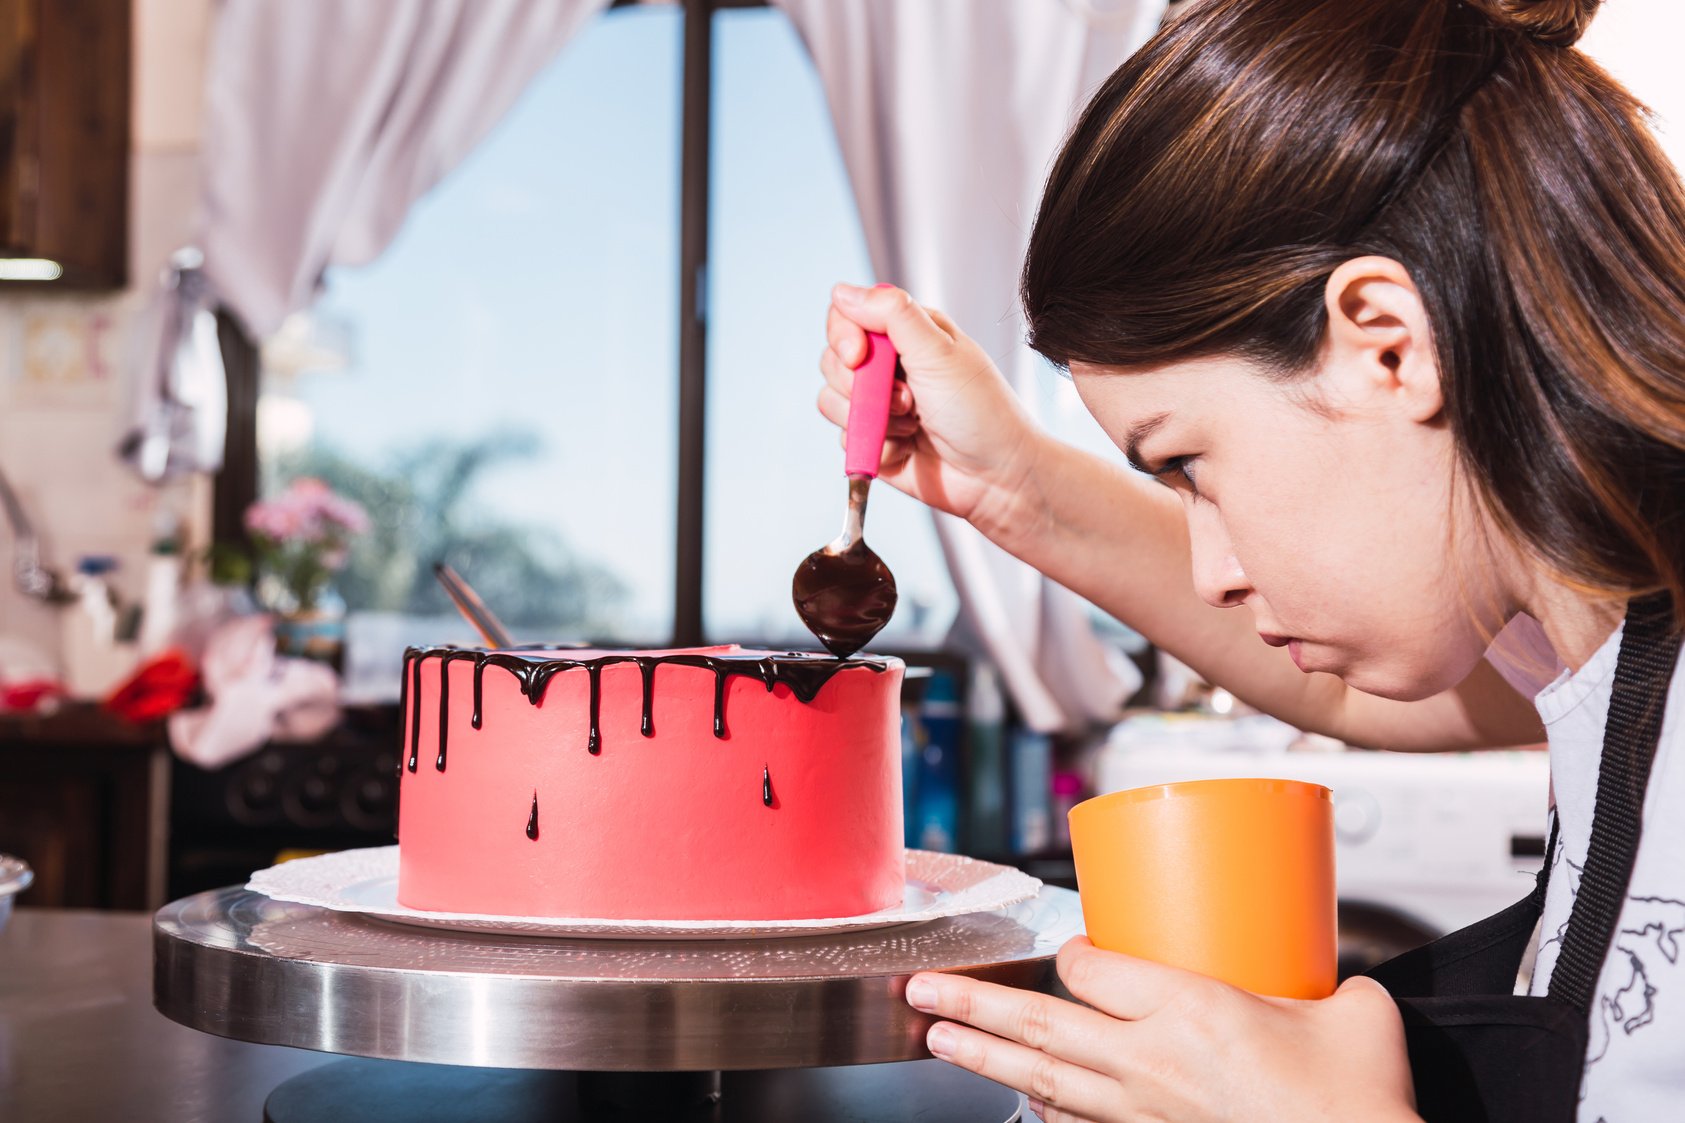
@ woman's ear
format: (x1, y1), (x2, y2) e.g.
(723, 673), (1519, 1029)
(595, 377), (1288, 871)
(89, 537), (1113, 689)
(1322, 256), (1443, 423)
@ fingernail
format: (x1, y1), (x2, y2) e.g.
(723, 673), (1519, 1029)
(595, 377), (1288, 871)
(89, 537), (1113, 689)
(927, 1023), (956, 1060)
(1028, 1098), (1047, 1120)
(833, 283), (866, 306)
(905, 976), (939, 1011)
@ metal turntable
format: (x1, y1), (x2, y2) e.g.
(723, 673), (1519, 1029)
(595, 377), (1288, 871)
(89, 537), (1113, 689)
(154, 883), (1084, 1121)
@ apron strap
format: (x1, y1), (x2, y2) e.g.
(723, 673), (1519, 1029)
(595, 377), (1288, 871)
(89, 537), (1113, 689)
(1546, 591), (1681, 1013)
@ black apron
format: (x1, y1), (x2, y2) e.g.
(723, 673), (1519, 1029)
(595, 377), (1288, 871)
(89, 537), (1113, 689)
(1365, 592), (1682, 1123)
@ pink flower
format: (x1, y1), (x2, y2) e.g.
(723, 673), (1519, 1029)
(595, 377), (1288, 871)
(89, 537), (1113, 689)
(245, 480), (369, 548)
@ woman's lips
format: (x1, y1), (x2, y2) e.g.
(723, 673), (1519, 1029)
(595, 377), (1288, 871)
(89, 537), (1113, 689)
(1260, 633), (1307, 671)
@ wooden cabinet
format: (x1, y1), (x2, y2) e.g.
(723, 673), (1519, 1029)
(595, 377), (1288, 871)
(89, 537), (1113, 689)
(0, 0), (130, 289)
(0, 705), (170, 910)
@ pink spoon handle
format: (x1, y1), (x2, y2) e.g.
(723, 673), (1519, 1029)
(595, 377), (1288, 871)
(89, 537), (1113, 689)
(845, 330), (899, 479)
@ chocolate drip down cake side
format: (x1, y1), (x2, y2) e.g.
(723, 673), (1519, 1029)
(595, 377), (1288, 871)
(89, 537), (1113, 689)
(395, 645), (906, 920)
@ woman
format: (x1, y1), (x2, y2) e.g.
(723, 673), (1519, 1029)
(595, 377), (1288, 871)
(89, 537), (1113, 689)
(817, 0), (1685, 1119)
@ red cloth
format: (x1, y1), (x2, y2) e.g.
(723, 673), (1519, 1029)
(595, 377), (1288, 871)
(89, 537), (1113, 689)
(104, 649), (200, 722)
(0, 679), (61, 712)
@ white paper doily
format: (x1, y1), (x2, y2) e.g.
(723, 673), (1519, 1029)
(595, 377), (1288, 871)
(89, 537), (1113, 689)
(247, 847), (1043, 940)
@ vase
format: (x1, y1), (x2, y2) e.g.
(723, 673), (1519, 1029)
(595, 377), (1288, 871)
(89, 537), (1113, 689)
(272, 582), (347, 670)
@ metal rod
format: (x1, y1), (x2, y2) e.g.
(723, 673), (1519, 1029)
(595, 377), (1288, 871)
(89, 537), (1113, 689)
(432, 562), (515, 649)
(673, 0), (714, 647)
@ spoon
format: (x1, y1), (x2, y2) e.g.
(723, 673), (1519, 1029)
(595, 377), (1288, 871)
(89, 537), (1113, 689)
(792, 328), (900, 657)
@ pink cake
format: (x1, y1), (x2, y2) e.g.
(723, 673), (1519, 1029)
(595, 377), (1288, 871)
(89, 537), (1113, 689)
(395, 645), (905, 920)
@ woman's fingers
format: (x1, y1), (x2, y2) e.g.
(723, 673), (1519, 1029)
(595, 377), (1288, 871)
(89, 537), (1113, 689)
(819, 376), (919, 438)
(820, 347), (855, 395)
(906, 973), (1126, 1074)
(817, 384), (850, 431)
(820, 347), (915, 416)
(879, 435), (916, 472)
(925, 1021), (1121, 1123)
(831, 283), (956, 369)
(826, 303), (868, 368)
(1056, 938), (1206, 1023)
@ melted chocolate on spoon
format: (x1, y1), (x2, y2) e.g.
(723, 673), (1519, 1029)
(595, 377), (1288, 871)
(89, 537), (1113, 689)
(792, 540), (897, 657)
(792, 475), (898, 657)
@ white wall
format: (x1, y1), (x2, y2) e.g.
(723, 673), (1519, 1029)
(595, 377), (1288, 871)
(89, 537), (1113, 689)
(0, 0), (214, 667)
(1582, 0), (1685, 173)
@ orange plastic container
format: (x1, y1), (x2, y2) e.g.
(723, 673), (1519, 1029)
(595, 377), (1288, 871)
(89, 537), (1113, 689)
(1067, 777), (1336, 999)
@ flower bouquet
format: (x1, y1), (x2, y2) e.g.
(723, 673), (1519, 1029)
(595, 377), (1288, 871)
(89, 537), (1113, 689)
(244, 478), (369, 662)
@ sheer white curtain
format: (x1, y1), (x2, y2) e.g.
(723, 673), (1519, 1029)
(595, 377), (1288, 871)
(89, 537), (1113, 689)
(773, 0), (1166, 730)
(201, 0), (612, 336)
(125, 0), (610, 481)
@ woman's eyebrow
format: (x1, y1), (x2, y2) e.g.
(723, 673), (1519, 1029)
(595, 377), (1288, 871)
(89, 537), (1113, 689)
(1123, 411), (1172, 473)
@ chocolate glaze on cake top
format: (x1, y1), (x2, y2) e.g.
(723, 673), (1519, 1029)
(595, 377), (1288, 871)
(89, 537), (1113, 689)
(400, 646), (894, 772)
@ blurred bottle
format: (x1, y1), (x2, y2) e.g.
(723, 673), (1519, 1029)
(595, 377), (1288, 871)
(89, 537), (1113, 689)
(1052, 769), (1085, 850)
(912, 669), (962, 853)
(137, 508), (184, 655)
(900, 702), (921, 848)
(1010, 727), (1053, 854)
(61, 555), (127, 698)
(966, 663), (1007, 856)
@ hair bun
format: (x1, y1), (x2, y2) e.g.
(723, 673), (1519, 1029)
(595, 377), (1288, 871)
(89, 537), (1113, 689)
(1467, 0), (1602, 47)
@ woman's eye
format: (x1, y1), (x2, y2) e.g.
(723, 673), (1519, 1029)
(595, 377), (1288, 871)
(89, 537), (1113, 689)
(1156, 456), (1200, 496)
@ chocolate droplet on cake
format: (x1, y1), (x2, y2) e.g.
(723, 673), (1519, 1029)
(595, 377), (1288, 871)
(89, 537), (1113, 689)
(407, 653), (424, 772)
(526, 791), (539, 840)
(639, 659), (656, 737)
(436, 657), (451, 771)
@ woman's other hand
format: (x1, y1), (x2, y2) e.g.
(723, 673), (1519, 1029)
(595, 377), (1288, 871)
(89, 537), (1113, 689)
(904, 937), (1420, 1123)
(821, 283), (1043, 544)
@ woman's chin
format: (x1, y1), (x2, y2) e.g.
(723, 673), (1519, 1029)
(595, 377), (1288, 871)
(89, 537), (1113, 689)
(1334, 660), (1464, 703)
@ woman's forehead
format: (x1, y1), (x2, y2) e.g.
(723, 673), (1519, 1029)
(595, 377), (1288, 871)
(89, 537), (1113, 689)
(1069, 355), (1259, 417)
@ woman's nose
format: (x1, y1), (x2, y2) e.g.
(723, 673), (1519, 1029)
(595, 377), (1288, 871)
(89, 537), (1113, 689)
(1187, 510), (1251, 609)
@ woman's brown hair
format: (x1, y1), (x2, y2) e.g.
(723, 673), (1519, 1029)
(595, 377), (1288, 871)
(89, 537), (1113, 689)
(1022, 0), (1685, 622)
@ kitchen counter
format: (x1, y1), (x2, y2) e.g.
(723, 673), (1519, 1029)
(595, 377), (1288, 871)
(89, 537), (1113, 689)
(0, 907), (333, 1122)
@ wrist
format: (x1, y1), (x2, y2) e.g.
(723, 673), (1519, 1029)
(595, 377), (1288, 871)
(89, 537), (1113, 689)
(968, 423), (1053, 553)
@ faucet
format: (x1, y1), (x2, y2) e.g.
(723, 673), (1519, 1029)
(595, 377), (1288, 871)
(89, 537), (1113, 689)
(0, 465), (73, 604)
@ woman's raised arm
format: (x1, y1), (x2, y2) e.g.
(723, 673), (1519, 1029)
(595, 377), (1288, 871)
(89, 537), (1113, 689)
(820, 283), (1543, 751)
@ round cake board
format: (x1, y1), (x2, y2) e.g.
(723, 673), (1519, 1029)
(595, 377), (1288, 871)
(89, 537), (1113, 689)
(247, 845), (1044, 940)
